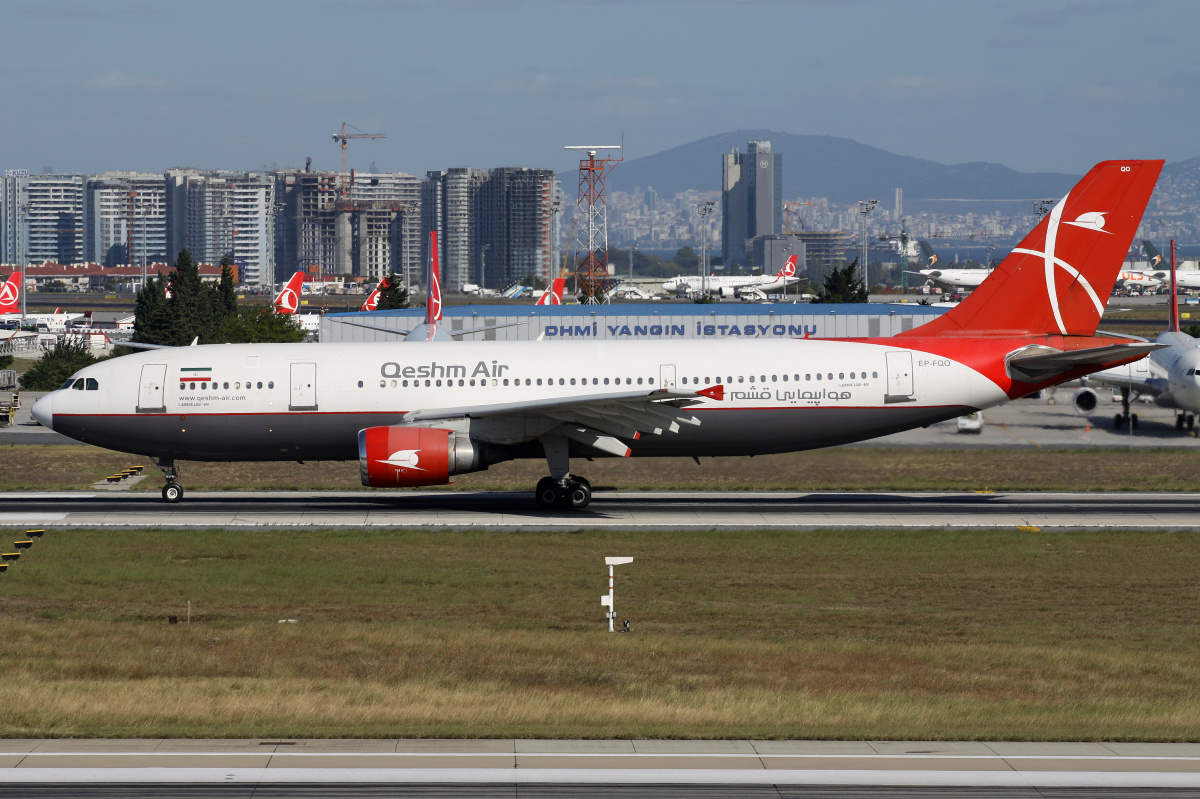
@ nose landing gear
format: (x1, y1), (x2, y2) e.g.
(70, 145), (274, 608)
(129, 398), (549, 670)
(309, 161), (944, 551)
(1113, 387), (1138, 430)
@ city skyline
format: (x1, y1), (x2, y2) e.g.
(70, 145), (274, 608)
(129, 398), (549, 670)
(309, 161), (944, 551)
(1, 1), (1198, 180)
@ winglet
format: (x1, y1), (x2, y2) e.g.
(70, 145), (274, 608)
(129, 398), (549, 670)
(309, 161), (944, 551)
(1170, 239), (1181, 333)
(697, 384), (724, 401)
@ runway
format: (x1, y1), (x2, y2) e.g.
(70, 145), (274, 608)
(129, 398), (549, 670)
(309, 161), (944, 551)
(3, 739), (1200, 797)
(2, 488), (1199, 529)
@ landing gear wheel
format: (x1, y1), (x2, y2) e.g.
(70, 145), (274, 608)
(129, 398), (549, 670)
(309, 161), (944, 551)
(1114, 413), (1125, 429)
(1131, 413), (1139, 429)
(162, 482), (183, 503)
(565, 480), (592, 510)
(535, 477), (561, 509)
(1189, 414), (1195, 431)
(1178, 414), (1186, 431)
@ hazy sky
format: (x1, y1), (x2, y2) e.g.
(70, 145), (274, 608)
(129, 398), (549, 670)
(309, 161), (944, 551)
(2, 0), (1196, 179)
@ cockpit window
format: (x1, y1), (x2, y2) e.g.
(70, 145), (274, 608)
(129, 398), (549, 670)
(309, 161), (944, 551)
(60, 379), (77, 390)
(85, 378), (99, 390)
(72, 379), (85, 390)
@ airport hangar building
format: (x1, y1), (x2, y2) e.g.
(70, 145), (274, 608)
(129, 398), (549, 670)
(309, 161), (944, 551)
(320, 303), (951, 343)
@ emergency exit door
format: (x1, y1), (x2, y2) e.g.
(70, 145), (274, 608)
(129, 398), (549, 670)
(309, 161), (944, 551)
(884, 351), (915, 404)
(289, 363), (317, 411)
(136, 364), (167, 413)
(659, 364), (677, 389)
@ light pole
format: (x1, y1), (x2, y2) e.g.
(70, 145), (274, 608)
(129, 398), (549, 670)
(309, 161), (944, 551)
(600, 556), (634, 632)
(695, 200), (715, 296)
(629, 243), (637, 283)
(550, 199), (562, 286)
(856, 199), (879, 288)
(480, 243), (491, 291)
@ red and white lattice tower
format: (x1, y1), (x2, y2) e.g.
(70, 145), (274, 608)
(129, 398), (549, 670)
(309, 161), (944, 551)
(565, 144), (622, 304)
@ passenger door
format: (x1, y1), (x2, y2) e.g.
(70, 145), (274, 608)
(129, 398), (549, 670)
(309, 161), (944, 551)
(136, 364), (167, 413)
(884, 351), (915, 404)
(659, 364), (677, 390)
(289, 362), (317, 411)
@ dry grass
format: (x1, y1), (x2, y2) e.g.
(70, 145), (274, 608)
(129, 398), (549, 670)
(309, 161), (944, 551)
(2, 527), (1200, 739)
(4, 444), (1200, 492)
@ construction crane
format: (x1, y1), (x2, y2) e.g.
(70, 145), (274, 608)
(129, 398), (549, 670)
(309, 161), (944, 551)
(783, 201), (813, 233)
(332, 122), (386, 191)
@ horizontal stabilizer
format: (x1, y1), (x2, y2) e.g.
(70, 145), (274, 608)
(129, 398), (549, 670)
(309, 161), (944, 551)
(1007, 342), (1163, 382)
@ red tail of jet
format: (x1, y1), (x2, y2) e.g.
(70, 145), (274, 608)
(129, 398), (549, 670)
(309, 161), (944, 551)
(427, 231), (442, 325)
(776, 255), (798, 280)
(0, 271), (21, 314)
(361, 284), (381, 312)
(273, 271), (306, 315)
(536, 278), (566, 306)
(905, 160), (1164, 338)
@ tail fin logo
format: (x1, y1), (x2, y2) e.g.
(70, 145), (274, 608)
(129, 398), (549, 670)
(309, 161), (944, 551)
(1151, 254), (1163, 267)
(361, 286), (380, 312)
(276, 287), (298, 313)
(779, 255), (797, 278)
(1011, 196), (1106, 336)
(0, 274), (19, 308)
(1064, 211), (1110, 234)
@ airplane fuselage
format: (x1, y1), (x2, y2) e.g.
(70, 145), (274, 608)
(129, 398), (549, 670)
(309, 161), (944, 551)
(38, 338), (1012, 463)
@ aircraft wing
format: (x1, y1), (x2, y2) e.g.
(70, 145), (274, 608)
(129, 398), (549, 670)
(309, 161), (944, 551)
(1085, 369), (1163, 397)
(1007, 342), (1164, 382)
(403, 385), (723, 455)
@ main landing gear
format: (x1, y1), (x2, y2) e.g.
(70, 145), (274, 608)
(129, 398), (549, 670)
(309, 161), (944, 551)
(534, 433), (593, 510)
(1177, 413), (1196, 432)
(153, 458), (184, 503)
(1113, 387), (1138, 430)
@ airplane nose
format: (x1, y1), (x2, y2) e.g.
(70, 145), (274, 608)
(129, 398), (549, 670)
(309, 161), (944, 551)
(31, 393), (53, 431)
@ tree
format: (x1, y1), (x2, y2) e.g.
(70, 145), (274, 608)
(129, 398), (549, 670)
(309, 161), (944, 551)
(218, 256), (238, 318)
(131, 272), (174, 346)
(167, 249), (221, 344)
(0, 354), (12, 370)
(673, 246), (699, 273)
(215, 308), (307, 344)
(375, 273), (408, 311)
(811, 259), (869, 304)
(20, 339), (102, 391)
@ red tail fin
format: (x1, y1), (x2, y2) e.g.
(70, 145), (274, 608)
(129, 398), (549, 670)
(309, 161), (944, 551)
(361, 285), (381, 312)
(777, 254), (797, 279)
(427, 231), (442, 324)
(904, 160), (1163, 337)
(273, 271), (305, 314)
(536, 277), (566, 305)
(0, 271), (22, 313)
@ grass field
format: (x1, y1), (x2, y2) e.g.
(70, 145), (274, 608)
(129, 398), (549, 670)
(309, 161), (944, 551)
(3, 443), (1200, 493)
(2, 526), (1200, 740)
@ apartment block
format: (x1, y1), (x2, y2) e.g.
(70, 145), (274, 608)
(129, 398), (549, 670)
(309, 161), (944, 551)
(0, 173), (87, 265)
(165, 169), (275, 286)
(86, 171), (167, 267)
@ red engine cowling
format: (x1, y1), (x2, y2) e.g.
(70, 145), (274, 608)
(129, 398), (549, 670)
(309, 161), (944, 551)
(358, 426), (485, 487)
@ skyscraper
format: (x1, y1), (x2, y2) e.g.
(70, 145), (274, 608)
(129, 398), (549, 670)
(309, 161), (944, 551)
(165, 169), (275, 286)
(2, 173), (87, 265)
(86, 172), (167, 267)
(721, 140), (782, 266)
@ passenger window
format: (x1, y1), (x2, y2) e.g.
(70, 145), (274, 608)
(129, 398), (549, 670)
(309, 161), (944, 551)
(379, 380), (385, 388)
(827, 373), (833, 380)
(222, 382), (228, 389)
(761, 376), (765, 382)
(424, 380), (431, 387)
(816, 374), (822, 381)
(593, 378), (598, 385)
(603, 378), (609, 385)
(470, 379), (476, 386)
(392, 380), (398, 388)
(569, 378), (575, 385)
(559, 378), (565, 385)
(525, 378), (531, 386)
(536, 378), (542, 386)
(637, 377), (643, 385)
(85, 378), (99, 390)
(738, 376), (744, 383)
(682, 377), (687, 385)
(256, 381), (263, 389)
(502, 379), (508, 386)
(749, 376), (755, 383)
(179, 383), (185, 390)
(460, 379), (465, 387)
(358, 381), (363, 388)
(872, 371), (878, 378)
(648, 378), (653, 385)
(772, 375), (777, 382)
(839, 373), (844, 380)
(704, 377), (710, 384)
(782, 375), (788, 382)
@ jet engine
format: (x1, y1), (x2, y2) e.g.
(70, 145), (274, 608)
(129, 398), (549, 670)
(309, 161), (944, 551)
(358, 426), (488, 487)
(1072, 386), (1099, 414)
(718, 286), (738, 298)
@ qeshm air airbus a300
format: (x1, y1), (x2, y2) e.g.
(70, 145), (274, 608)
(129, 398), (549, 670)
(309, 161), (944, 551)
(34, 161), (1164, 509)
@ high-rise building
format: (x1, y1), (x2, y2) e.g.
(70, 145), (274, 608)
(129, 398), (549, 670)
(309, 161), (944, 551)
(2, 173), (87, 265)
(86, 172), (167, 267)
(721, 140), (782, 265)
(475, 167), (556, 289)
(274, 169), (421, 285)
(165, 169), (275, 286)
(422, 168), (488, 290)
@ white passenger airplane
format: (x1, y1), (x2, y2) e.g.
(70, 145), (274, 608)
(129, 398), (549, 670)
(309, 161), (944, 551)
(535, 278), (566, 306)
(661, 255), (800, 298)
(33, 161), (1165, 509)
(1131, 240), (1200, 289)
(1074, 240), (1200, 431)
(907, 242), (993, 290)
(0, 271), (85, 330)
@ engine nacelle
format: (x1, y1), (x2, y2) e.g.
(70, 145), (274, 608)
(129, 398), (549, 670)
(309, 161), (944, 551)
(1072, 386), (1099, 414)
(718, 286), (737, 298)
(358, 426), (487, 487)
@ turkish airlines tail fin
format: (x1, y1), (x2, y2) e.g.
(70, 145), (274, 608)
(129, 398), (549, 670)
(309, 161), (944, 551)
(427, 231), (442, 325)
(536, 278), (566, 305)
(904, 160), (1163, 338)
(273, 271), (306, 314)
(776, 254), (798, 279)
(0, 271), (22, 314)
(361, 284), (382, 312)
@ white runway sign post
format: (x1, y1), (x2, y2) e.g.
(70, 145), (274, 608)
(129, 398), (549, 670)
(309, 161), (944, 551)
(601, 556), (633, 632)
